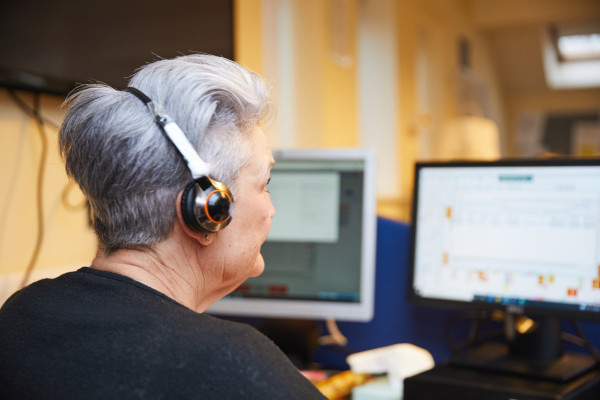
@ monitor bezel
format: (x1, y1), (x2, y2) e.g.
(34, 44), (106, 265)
(407, 157), (600, 321)
(208, 148), (377, 322)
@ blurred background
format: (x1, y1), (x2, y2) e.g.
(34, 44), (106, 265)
(0, 0), (599, 292)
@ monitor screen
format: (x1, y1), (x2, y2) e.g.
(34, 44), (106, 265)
(408, 158), (600, 321)
(208, 148), (377, 321)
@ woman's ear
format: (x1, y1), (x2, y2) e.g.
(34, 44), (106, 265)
(175, 190), (213, 246)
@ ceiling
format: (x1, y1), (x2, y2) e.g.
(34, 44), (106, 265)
(468, 0), (600, 94)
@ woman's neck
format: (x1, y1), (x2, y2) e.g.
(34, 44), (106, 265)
(90, 235), (210, 312)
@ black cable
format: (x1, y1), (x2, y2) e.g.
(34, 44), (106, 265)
(444, 310), (497, 353)
(61, 181), (87, 211)
(561, 331), (588, 348)
(7, 90), (48, 289)
(6, 89), (60, 129)
(444, 311), (477, 352)
(569, 319), (600, 363)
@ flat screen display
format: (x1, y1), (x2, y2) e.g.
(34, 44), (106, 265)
(409, 159), (600, 320)
(208, 148), (377, 321)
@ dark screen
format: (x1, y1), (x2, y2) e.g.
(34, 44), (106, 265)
(0, 0), (234, 95)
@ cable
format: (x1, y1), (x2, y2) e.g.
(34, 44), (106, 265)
(444, 310), (509, 355)
(318, 318), (349, 347)
(444, 310), (491, 353)
(6, 89), (60, 129)
(7, 90), (48, 289)
(561, 331), (588, 348)
(569, 319), (600, 363)
(61, 181), (87, 212)
(445, 311), (600, 364)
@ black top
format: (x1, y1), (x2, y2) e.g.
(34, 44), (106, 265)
(0, 267), (327, 399)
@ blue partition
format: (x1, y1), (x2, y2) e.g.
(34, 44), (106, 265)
(314, 217), (460, 368)
(314, 217), (600, 370)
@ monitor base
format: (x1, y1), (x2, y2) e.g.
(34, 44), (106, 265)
(404, 362), (600, 400)
(449, 341), (598, 382)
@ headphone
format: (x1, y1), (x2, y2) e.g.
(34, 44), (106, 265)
(123, 87), (234, 234)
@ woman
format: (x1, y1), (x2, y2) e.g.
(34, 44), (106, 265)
(0, 54), (327, 399)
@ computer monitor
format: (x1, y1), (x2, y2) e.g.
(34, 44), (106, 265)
(208, 148), (377, 322)
(408, 158), (600, 381)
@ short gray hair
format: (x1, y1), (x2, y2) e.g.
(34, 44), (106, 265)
(59, 54), (271, 253)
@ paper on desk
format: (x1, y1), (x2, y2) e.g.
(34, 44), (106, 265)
(347, 343), (434, 392)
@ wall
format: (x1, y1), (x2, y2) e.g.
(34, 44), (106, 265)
(0, 90), (96, 300)
(373, 0), (507, 219)
(236, 0), (507, 221)
(470, 0), (600, 156)
(258, 0), (360, 151)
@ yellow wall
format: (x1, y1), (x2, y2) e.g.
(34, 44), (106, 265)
(235, 0), (507, 221)
(234, 0), (263, 75)
(387, 0), (507, 220)
(0, 91), (96, 278)
(236, 0), (359, 150)
(321, 0), (359, 148)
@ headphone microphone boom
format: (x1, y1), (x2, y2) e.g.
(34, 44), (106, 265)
(123, 87), (234, 234)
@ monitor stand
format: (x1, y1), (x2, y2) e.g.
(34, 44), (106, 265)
(256, 318), (320, 369)
(449, 315), (598, 382)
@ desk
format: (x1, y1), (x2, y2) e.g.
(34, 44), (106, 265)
(404, 364), (600, 400)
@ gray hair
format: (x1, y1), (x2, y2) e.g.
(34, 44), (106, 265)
(59, 54), (271, 253)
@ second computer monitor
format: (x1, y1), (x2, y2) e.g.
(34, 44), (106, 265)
(208, 148), (377, 322)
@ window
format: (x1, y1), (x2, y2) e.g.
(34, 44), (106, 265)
(543, 23), (600, 89)
(552, 23), (600, 62)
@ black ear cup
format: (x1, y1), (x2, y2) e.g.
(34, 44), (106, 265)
(181, 176), (235, 233)
(123, 87), (236, 234)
